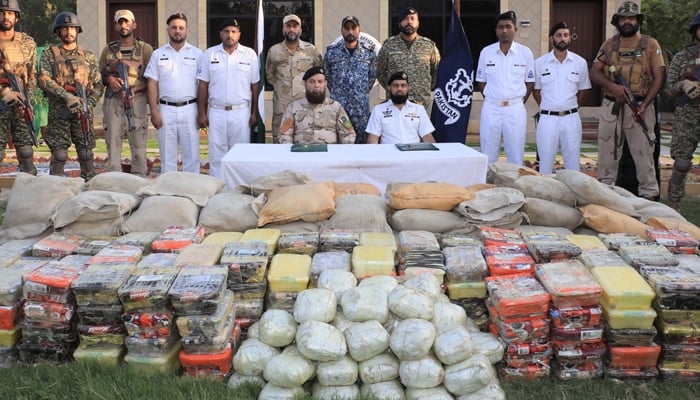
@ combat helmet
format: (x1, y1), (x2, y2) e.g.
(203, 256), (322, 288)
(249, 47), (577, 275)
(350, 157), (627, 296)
(0, 0), (21, 18)
(53, 12), (82, 33)
(690, 12), (700, 37)
(610, 1), (643, 27)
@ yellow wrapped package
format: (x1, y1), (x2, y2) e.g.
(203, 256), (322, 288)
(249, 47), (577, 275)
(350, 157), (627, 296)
(73, 346), (126, 366)
(352, 246), (395, 278)
(601, 298), (657, 329)
(174, 244), (224, 267)
(591, 266), (655, 310)
(360, 232), (397, 254)
(124, 343), (182, 374)
(565, 234), (607, 252)
(241, 229), (281, 256)
(446, 281), (487, 300)
(0, 326), (20, 346)
(268, 254), (312, 292)
(202, 232), (243, 245)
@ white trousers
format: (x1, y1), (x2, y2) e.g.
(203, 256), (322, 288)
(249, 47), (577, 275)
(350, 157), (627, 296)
(479, 101), (527, 165)
(208, 106), (250, 179)
(535, 113), (582, 175)
(158, 103), (200, 174)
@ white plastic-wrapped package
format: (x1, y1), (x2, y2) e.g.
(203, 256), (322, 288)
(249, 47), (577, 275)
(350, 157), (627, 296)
(293, 288), (337, 323)
(464, 318), (481, 333)
(402, 273), (442, 299)
(247, 321), (260, 339)
(443, 353), (495, 396)
(257, 383), (306, 400)
(232, 338), (280, 376)
(399, 354), (445, 389)
(316, 355), (358, 386)
(357, 275), (399, 295)
(360, 380), (406, 400)
(341, 287), (389, 323)
(406, 386), (453, 400)
(468, 332), (504, 364)
(311, 383), (360, 400)
(454, 379), (505, 400)
(344, 320), (390, 361)
(432, 300), (468, 334)
(434, 326), (474, 365)
(330, 307), (354, 333)
(281, 344), (300, 356)
(258, 309), (297, 347)
(226, 373), (265, 390)
(317, 270), (357, 300)
(296, 320), (347, 362)
(359, 352), (400, 384)
(383, 312), (400, 335)
(388, 285), (435, 320)
(389, 319), (436, 361)
(263, 353), (316, 388)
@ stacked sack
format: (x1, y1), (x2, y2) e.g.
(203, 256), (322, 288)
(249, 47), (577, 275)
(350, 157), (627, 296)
(231, 273), (506, 399)
(71, 244), (142, 364)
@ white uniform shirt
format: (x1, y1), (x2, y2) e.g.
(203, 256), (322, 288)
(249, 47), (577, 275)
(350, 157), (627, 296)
(476, 41), (535, 101)
(197, 43), (260, 107)
(144, 42), (202, 102)
(366, 99), (435, 144)
(534, 50), (591, 111)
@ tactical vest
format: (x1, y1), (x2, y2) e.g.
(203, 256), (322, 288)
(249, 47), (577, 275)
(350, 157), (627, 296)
(103, 39), (146, 86)
(680, 44), (700, 82)
(604, 34), (651, 96)
(48, 45), (90, 90)
(0, 33), (30, 84)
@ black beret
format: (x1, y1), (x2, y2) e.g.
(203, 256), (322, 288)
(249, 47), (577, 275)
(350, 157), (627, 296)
(303, 66), (325, 81)
(549, 22), (569, 37)
(495, 11), (516, 25)
(219, 18), (239, 31)
(387, 71), (408, 86)
(399, 7), (418, 21)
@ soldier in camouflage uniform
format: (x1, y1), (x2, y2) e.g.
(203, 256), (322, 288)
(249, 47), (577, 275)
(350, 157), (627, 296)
(38, 12), (104, 180)
(279, 67), (355, 144)
(376, 7), (440, 115)
(324, 16), (376, 144)
(266, 14), (323, 143)
(0, 0), (37, 175)
(665, 12), (700, 212)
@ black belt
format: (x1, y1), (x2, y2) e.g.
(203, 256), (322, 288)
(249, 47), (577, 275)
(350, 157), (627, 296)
(159, 98), (197, 107)
(604, 95), (645, 102)
(540, 108), (578, 116)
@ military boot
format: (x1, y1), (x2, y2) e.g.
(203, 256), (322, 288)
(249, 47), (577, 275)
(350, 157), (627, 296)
(79, 161), (96, 181)
(667, 182), (684, 213)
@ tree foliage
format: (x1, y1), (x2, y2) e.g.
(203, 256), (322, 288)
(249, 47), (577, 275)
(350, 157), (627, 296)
(643, 0), (700, 54)
(16, 0), (76, 47)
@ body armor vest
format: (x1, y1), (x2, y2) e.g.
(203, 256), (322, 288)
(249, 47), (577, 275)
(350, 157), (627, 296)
(104, 39), (145, 86)
(48, 45), (90, 90)
(0, 33), (29, 84)
(604, 34), (650, 96)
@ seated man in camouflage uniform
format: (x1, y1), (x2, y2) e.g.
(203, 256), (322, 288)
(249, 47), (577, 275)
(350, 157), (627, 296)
(278, 67), (355, 144)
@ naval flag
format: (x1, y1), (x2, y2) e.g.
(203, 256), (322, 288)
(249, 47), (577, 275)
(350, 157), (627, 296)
(252, 0), (266, 143)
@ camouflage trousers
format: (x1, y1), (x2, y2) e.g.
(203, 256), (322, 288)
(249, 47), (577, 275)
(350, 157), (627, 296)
(0, 104), (36, 148)
(668, 103), (700, 202)
(44, 105), (95, 151)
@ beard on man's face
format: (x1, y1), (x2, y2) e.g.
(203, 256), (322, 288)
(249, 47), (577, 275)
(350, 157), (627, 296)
(618, 23), (639, 37)
(306, 90), (326, 104)
(390, 93), (408, 105)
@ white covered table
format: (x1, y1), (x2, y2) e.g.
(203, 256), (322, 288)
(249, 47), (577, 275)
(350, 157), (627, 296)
(220, 143), (488, 195)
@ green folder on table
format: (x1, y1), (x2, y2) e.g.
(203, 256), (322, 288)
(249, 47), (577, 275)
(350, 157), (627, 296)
(291, 143), (328, 152)
(395, 143), (439, 151)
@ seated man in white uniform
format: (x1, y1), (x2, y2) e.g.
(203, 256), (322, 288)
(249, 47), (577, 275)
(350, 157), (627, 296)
(366, 71), (436, 144)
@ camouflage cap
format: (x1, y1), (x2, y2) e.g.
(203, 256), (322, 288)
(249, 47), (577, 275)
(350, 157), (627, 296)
(615, 1), (641, 17)
(114, 9), (135, 23)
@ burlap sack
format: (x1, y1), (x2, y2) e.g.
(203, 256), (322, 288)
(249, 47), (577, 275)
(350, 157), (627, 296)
(334, 182), (381, 198)
(121, 195), (199, 233)
(463, 212), (526, 229)
(513, 175), (577, 207)
(198, 191), (258, 234)
(257, 182), (336, 226)
(486, 162), (540, 187)
(323, 194), (391, 233)
(388, 182), (474, 211)
(84, 171), (149, 195)
(579, 204), (650, 239)
(521, 197), (583, 231)
(515, 225), (574, 236)
(625, 196), (686, 223)
(136, 171), (225, 207)
(52, 190), (141, 228)
(0, 173), (83, 240)
(263, 220), (321, 233)
(466, 183), (496, 193)
(646, 217), (700, 240)
(389, 209), (468, 233)
(455, 187), (525, 221)
(236, 170), (312, 196)
(556, 170), (639, 217)
(59, 217), (123, 237)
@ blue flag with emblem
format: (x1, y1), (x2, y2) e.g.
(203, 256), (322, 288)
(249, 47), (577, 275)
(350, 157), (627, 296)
(431, 1), (473, 143)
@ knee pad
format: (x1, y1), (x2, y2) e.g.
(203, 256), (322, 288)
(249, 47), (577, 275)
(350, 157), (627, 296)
(673, 159), (692, 173)
(77, 149), (93, 162)
(16, 145), (33, 160)
(52, 149), (69, 163)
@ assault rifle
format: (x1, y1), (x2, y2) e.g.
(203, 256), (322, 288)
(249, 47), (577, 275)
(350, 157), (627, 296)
(608, 64), (654, 146)
(1, 58), (38, 147)
(73, 67), (92, 147)
(117, 62), (135, 131)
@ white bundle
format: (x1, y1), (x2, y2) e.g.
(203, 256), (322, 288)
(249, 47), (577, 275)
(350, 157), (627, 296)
(330, 307), (354, 333)
(344, 320), (390, 361)
(257, 383), (306, 400)
(341, 287), (389, 323)
(443, 353), (495, 396)
(296, 320), (347, 362)
(360, 380), (406, 400)
(434, 326), (474, 365)
(282, 344), (301, 356)
(317, 270), (357, 300)
(357, 275), (399, 295)
(468, 332), (505, 364)
(464, 318), (481, 333)
(246, 321), (260, 339)
(432, 300), (468, 334)
(383, 312), (400, 335)
(399, 354), (445, 389)
(402, 273), (441, 299)
(311, 383), (360, 400)
(405, 386), (453, 400)
(454, 379), (505, 400)
(358, 353), (400, 384)
(226, 373), (265, 390)
(388, 285), (434, 320)
(231, 338), (280, 376)
(293, 288), (337, 323)
(316, 356), (358, 386)
(258, 309), (297, 347)
(389, 319), (436, 361)
(263, 353), (316, 388)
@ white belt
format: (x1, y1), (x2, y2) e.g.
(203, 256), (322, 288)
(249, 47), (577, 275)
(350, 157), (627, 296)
(484, 97), (523, 106)
(209, 102), (249, 111)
